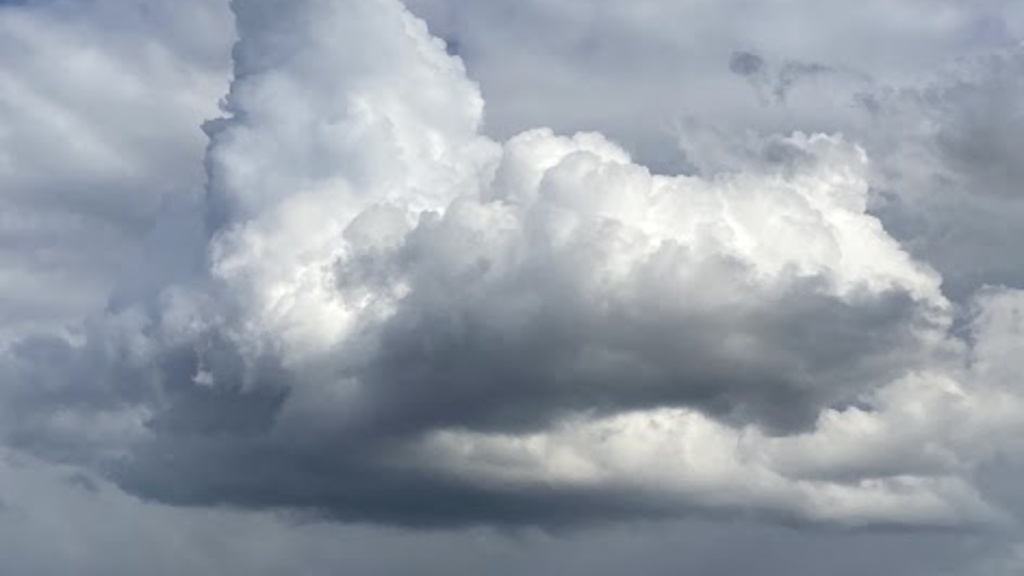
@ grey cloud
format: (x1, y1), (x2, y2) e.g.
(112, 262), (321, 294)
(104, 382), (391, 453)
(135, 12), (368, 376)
(353, 241), (929, 437)
(112, 440), (682, 528)
(857, 49), (1024, 299)
(146, 341), (289, 438)
(4, 3), (1024, 574)
(931, 58), (1024, 200)
(689, 47), (1024, 303)
(729, 51), (765, 77)
(678, 46), (1024, 302)
(1, 0), (973, 530)
(0, 0), (231, 340)
(64, 471), (101, 493)
(0, 452), (1006, 576)
(773, 61), (836, 102)
(403, 0), (1008, 176)
(729, 50), (844, 105)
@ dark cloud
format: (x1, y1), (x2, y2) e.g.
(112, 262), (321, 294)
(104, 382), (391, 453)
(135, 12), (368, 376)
(64, 471), (101, 493)
(773, 61), (835, 102)
(729, 51), (766, 77)
(112, 440), (684, 528)
(355, 255), (928, 437)
(856, 49), (1024, 300)
(0, 453), (1005, 576)
(728, 49), (860, 105)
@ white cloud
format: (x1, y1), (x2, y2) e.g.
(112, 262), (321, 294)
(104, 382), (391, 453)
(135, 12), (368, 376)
(0, 0), (1012, 533)
(3, 2), (1024, 573)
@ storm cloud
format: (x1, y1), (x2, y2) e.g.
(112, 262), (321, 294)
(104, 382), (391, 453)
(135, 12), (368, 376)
(4, 0), (1024, 573)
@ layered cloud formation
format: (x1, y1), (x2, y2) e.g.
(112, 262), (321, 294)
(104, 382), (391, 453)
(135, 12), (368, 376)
(3, 0), (1024, 539)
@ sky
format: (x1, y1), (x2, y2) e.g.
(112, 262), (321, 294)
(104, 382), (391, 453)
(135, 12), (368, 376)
(2, 0), (1024, 573)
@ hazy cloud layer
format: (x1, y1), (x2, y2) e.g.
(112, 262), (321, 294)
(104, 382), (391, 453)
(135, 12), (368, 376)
(0, 0), (230, 340)
(4, 0), (1024, 573)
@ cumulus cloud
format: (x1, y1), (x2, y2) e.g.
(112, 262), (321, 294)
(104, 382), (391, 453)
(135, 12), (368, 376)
(2, 0), (1024, 545)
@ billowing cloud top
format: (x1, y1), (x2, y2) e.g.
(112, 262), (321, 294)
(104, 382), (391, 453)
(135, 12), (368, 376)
(3, 0), (1024, 534)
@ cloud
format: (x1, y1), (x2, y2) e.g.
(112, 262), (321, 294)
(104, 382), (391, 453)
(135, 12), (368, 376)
(0, 0), (231, 340)
(729, 51), (766, 77)
(1, 5), (1024, 561)
(854, 50), (1024, 300)
(401, 0), (1018, 178)
(7, 446), (1009, 576)
(6, 1), (1024, 575)
(0, 0), (1022, 535)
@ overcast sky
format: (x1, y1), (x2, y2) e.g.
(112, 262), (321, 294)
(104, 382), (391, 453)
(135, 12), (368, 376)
(3, 0), (1024, 574)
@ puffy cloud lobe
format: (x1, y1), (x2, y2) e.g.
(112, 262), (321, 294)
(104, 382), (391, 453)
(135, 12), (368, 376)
(349, 130), (948, 438)
(396, 0), (1024, 308)
(3, 0), (1024, 531)
(675, 47), (1024, 304)
(394, 0), (1024, 308)
(199, 0), (498, 361)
